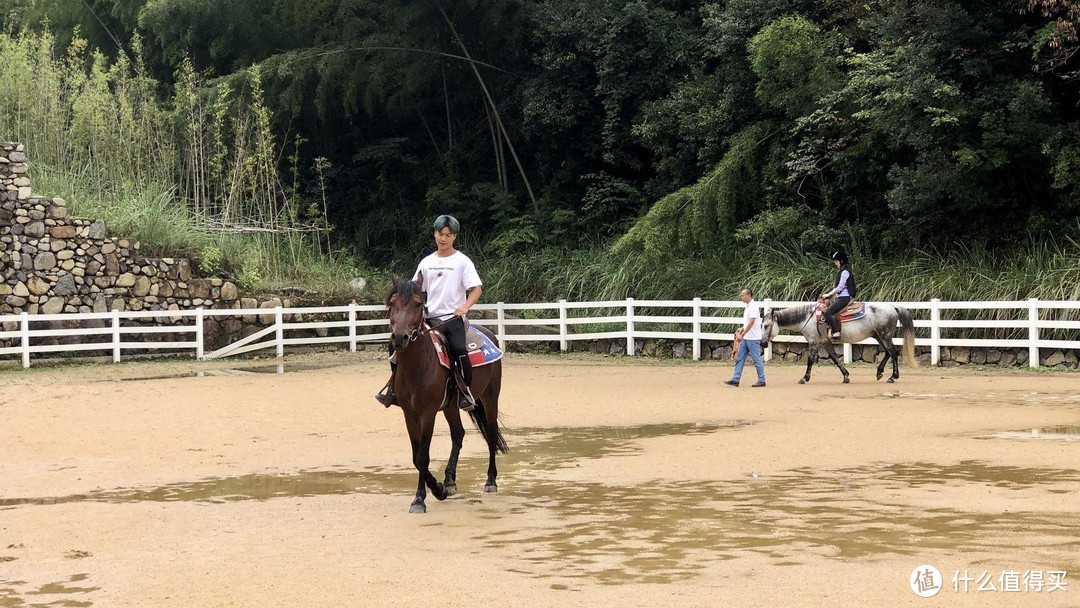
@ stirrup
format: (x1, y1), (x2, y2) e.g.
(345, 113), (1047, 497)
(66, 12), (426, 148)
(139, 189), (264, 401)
(458, 386), (477, 412)
(375, 379), (395, 408)
(829, 332), (842, 343)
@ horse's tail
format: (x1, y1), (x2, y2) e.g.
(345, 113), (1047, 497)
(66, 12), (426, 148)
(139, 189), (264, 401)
(898, 307), (917, 367)
(468, 404), (509, 454)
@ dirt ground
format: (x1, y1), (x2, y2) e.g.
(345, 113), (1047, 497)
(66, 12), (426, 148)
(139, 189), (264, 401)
(1, 351), (1078, 607)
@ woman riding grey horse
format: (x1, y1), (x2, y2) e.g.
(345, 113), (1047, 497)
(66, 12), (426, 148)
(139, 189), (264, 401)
(761, 301), (917, 384)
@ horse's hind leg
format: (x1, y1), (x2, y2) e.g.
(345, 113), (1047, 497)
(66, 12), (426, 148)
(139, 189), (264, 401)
(823, 345), (851, 383)
(482, 393), (500, 493)
(872, 334), (892, 381)
(889, 338), (901, 382)
(441, 407), (465, 496)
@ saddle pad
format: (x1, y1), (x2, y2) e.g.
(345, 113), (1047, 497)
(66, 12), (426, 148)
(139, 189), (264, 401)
(389, 323), (504, 370)
(464, 325), (503, 367)
(815, 300), (866, 324)
(430, 323), (504, 370)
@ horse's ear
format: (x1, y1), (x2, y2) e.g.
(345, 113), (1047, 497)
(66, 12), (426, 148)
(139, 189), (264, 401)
(390, 273), (400, 285)
(415, 272), (424, 291)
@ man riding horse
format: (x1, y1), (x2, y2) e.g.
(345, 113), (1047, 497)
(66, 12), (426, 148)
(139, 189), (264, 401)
(376, 214), (483, 411)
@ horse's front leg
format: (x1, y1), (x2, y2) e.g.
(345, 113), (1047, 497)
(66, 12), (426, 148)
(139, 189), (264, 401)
(799, 348), (816, 384)
(441, 407), (465, 497)
(408, 412), (447, 514)
(889, 342), (901, 382)
(823, 345), (851, 383)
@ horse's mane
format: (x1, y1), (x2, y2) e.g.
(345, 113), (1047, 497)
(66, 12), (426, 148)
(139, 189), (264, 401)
(774, 304), (815, 327)
(386, 279), (421, 307)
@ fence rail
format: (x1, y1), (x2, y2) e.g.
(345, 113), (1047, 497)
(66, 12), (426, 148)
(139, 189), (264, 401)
(1, 298), (1078, 369)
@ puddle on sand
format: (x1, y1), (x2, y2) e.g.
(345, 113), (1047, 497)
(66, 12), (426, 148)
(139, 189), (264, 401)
(3, 422), (1080, 587)
(0, 573), (97, 607)
(113, 363), (347, 382)
(985, 425), (1080, 442)
(842, 390), (1080, 406)
(471, 459), (1080, 585)
(0, 422), (747, 509)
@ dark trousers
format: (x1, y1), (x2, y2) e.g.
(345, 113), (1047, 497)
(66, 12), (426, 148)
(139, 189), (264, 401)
(439, 316), (473, 386)
(824, 296), (851, 334)
(385, 316), (472, 386)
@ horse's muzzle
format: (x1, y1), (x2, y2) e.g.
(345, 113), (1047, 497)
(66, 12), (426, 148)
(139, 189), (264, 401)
(390, 333), (411, 351)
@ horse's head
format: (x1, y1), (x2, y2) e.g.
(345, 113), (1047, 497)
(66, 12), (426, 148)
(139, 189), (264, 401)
(761, 308), (777, 350)
(386, 276), (426, 351)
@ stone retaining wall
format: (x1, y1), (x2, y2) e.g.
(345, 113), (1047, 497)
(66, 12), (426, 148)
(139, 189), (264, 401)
(0, 142), (334, 351)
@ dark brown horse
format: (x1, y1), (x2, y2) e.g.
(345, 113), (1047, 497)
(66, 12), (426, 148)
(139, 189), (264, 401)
(386, 277), (507, 513)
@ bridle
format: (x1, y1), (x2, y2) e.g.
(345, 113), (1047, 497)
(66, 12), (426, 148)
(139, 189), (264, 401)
(392, 297), (458, 345)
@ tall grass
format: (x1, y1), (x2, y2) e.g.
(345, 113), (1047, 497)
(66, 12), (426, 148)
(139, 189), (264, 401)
(480, 238), (1080, 304)
(0, 29), (342, 293)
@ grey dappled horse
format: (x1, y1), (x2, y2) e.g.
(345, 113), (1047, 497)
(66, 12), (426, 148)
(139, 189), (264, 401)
(761, 302), (917, 384)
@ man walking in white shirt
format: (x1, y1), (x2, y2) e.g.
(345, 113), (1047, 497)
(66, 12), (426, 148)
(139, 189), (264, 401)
(724, 287), (766, 388)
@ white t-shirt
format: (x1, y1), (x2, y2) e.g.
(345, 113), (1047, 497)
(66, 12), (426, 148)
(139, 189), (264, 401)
(413, 250), (482, 320)
(742, 299), (763, 341)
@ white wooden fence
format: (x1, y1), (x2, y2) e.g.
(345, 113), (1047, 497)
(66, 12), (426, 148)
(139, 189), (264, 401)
(1, 298), (1078, 369)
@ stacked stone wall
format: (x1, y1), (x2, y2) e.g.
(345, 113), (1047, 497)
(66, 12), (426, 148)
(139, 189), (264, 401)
(0, 142), (339, 352)
(0, 142), (239, 319)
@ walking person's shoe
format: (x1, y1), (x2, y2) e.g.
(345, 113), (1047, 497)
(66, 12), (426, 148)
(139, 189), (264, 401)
(458, 386), (477, 412)
(751, 381), (766, 388)
(723, 379), (739, 387)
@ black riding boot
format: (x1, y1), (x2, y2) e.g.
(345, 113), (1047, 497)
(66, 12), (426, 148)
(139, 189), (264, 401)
(456, 354), (476, 411)
(375, 362), (397, 407)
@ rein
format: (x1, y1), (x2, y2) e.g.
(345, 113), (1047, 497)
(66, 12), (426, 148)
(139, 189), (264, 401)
(404, 315), (458, 343)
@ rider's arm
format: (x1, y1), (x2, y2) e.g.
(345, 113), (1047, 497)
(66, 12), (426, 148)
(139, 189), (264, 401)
(822, 270), (849, 299)
(454, 285), (482, 317)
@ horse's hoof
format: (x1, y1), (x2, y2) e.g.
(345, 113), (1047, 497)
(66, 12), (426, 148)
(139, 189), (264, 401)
(842, 377), (850, 384)
(876, 373), (883, 381)
(409, 501), (426, 514)
(433, 483), (448, 501)
(798, 378), (807, 385)
(484, 483), (498, 493)
(444, 484), (457, 497)
(887, 377), (895, 384)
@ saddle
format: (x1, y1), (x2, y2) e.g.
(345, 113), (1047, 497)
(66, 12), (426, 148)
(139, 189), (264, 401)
(814, 299), (865, 326)
(428, 323), (503, 410)
(429, 324), (503, 370)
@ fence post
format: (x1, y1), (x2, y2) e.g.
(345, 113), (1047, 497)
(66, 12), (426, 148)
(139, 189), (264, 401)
(559, 299), (568, 352)
(20, 312), (30, 368)
(763, 298), (773, 362)
(843, 342), (853, 364)
(496, 302), (506, 347)
(348, 302), (357, 353)
(195, 308), (205, 361)
(1028, 298), (1039, 368)
(626, 297), (635, 356)
(112, 310), (122, 363)
(276, 306), (285, 358)
(692, 297), (702, 360)
(930, 298), (941, 366)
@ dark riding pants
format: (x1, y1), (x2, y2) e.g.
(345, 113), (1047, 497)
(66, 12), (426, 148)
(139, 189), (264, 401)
(439, 316), (473, 386)
(824, 296), (851, 334)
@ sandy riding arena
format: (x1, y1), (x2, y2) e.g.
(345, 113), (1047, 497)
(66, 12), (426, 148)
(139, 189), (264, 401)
(1, 352), (1078, 607)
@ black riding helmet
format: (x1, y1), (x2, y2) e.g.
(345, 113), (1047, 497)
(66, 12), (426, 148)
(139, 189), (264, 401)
(831, 249), (849, 264)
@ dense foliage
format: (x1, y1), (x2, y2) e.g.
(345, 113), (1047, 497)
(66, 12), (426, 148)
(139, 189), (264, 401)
(3, 0), (1079, 290)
